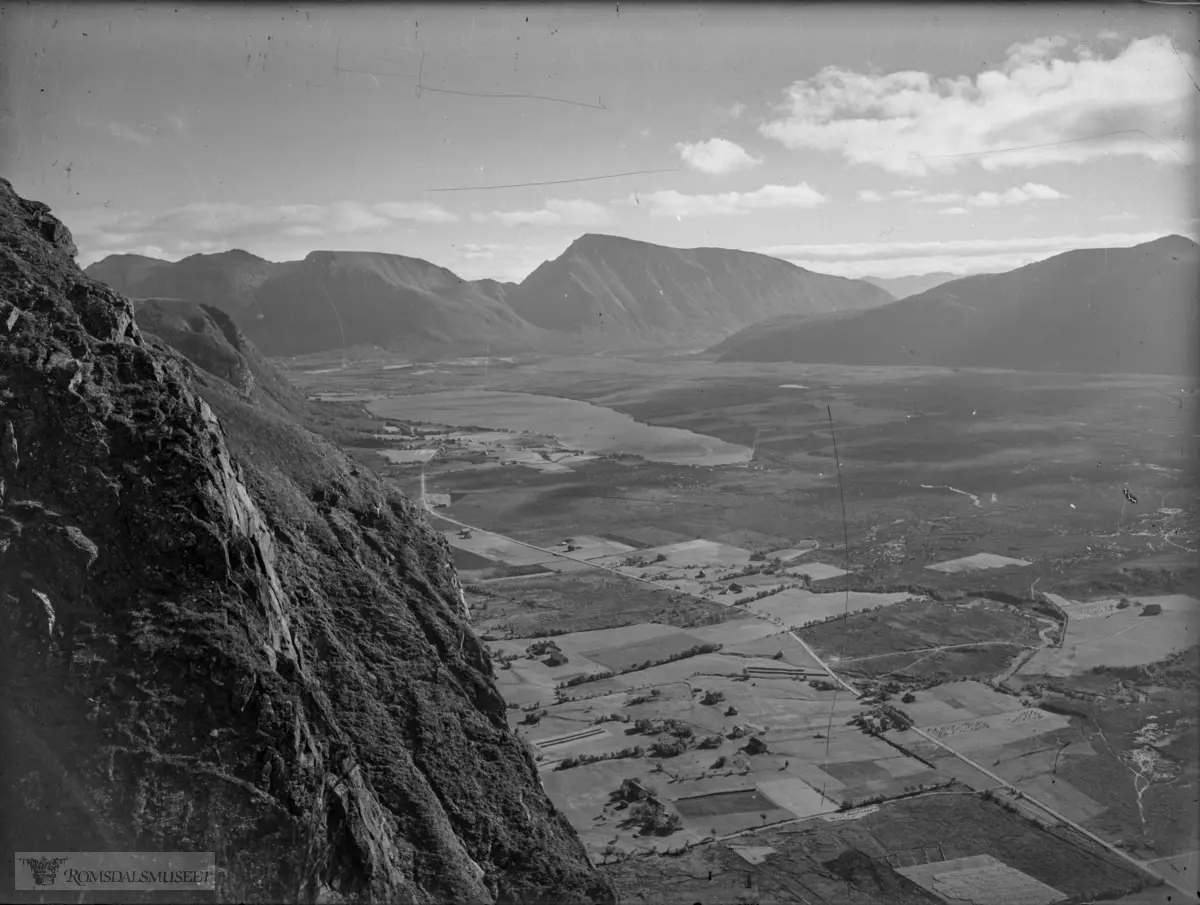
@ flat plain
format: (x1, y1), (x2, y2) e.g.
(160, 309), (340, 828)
(291, 353), (1198, 901)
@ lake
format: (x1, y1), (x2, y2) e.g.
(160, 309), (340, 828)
(367, 389), (753, 466)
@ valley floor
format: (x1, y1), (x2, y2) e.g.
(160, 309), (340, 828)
(291, 354), (1199, 904)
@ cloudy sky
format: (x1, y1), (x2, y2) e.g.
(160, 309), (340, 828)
(3, 3), (1196, 280)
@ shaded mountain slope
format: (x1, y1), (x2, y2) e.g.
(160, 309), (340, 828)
(88, 250), (548, 359)
(0, 178), (612, 904)
(246, 250), (545, 358)
(716, 236), (1199, 375)
(506, 233), (893, 347)
(134, 297), (313, 422)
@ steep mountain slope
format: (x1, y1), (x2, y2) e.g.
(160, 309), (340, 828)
(504, 233), (893, 347)
(861, 272), (959, 300)
(716, 236), (1199, 375)
(246, 250), (545, 358)
(0, 179), (612, 904)
(88, 250), (547, 359)
(133, 297), (313, 422)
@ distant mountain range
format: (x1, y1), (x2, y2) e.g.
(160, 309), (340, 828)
(92, 249), (545, 358)
(504, 234), (892, 346)
(713, 235), (1198, 375)
(861, 272), (959, 300)
(86, 234), (891, 357)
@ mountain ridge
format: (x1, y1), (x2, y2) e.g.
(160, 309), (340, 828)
(714, 234), (1199, 375)
(504, 232), (893, 346)
(87, 235), (894, 356)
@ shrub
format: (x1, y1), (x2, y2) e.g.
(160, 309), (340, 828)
(651, 739), (686, 757)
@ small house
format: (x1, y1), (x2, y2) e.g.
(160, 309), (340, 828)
(544, 650), (569, 667)
(1140, 603), (1163, 617)
(745, 736), (769, 755)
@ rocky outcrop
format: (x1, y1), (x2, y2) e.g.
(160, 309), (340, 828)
(0, 177), (613, 904)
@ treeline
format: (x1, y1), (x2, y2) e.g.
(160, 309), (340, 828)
(554, 746), (645, 771)
(556, 642), (723, 689)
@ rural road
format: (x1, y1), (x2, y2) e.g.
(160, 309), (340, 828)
(905, 723), (1193, 898)
(422, 495), (1185, 895)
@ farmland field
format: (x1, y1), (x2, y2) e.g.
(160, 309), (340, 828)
(296, 353), (1197, 894)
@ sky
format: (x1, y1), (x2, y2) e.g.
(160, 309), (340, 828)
(2, 2), (1197, 281)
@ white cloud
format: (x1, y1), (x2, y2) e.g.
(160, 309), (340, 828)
(472, 198), (611, 228)
(108, 122), (153, 145)
(1101, 211), (1137, 221)
(971, 183), (1066, 207)
(871, 183), (1067, 208)
(760, 35), (1193, 174)
(375, 201), (459, 223)
(938, 207), (969, 216)
(70, 199), (459, 265)
(674, 138), (763, 175)
(724, 101), (747, 120)
(625, 182), (826, 218)
(858, 189), (883, 202)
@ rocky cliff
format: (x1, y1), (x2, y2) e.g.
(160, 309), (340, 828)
(0, 178), (613, 904)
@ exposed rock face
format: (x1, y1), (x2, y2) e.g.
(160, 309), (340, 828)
(0, 178), (613, 904)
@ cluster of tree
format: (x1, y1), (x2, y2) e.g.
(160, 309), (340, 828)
(650, 738), (687, 758)
(558, 642), (723, 691)
(524, 627), (573, 640)
(521, 708), (548, 725)
(527, 639), (562, 657)
(561, 669), (613, 687)
(701, 689), (726, 705)
(732, 583), (801, 604)
(591, 712), (631, 725)
(629, 798), (683, 836)
(696, 734), (724, 750)
(625, 688), (663, 706)
(555, 745), (644, 771)
(851, 703), (913, 735)
(634, 718), (693, 740)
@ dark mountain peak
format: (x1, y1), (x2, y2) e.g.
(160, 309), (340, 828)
(179, 248), (271, 265)
(507, 232), (891, 341)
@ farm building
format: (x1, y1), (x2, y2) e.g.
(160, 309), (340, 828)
(1140, 603), (1163, 617)
(745, 736), (769, 755)
(544, 650), (569, 667)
